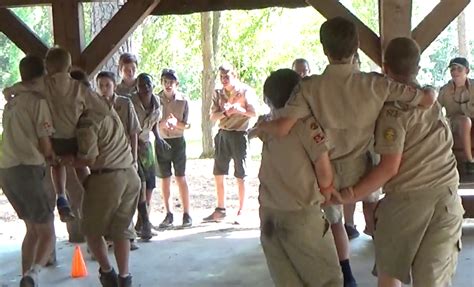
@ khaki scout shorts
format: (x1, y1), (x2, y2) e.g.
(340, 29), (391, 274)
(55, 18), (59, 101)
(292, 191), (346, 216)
(325, 153), (374, 224)
(374, 186), (464, 286)
(81, 168), (141, 240)
(260, 205), (343, 287)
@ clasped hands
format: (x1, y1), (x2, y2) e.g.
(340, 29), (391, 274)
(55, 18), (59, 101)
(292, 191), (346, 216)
(321, 186), (356, 206)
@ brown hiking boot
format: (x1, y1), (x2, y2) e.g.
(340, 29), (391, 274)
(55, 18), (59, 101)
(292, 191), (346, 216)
(99, 268), (118, 287)
(202, 208), (226, 222)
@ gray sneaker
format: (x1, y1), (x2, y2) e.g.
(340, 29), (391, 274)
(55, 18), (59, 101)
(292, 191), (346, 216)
(202, 208), (226, 222)
(182, 213), (192, 227)
(159, 212), (174, 228)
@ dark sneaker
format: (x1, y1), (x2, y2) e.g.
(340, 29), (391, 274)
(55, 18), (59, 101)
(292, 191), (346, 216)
(344, 224), (360, 240)
(57, 197), (75, 222)
(140, 221), (154, 241)
(159, 212), (174, 228)
(19, 270), (38, 287)
(202, 208), (226, 222)
(130, 240), (139, 251)
(118, 275), (133, 287)
(99, 268), (118, 287)
(182, 213), (192, 227)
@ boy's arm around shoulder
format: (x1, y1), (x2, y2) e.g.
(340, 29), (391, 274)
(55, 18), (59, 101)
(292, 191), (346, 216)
(3, 76), (47, 101)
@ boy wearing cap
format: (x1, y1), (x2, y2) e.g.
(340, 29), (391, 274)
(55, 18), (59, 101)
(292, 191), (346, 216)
(1, 55), (55, 287)
(203, 63), (257, 222)
(336, 37), (463, 287)
(256, 17), (435, 287)
(156, 69), (192, 228)
(438, 57), (474, 173)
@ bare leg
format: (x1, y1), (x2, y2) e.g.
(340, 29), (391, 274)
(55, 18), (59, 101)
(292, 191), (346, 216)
(145, 188), (153, 207)
(237, 178), (246, 212)
(363, 201), (377, 236)
(86, 235), (112, 272)
(161, 177), (172, 213)
(458, 116), (473, 161)
(51, 165), (67, 197)
(331, 222), (350, 261)
(176, 176), (190, 214)
(113, 239), (131, 277)
(74, 166), (90, 183)
(378, 272), (402, 287)
(32, 220), (55, 267)
(214, 175), (225, 209)
(22, 221), (37, 274)
(343, 203), (356, 226)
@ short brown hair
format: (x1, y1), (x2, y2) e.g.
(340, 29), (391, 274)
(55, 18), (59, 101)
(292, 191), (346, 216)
(119, 53), (138, 68)
(96, 71), (117, 85)
(19, 55), (45, 81)
(264, 69), (300, 109)
(70, 69), (91, 87)
(320, 17), (359, 60)
(384, 37), (420, 76)
(218, 63), (236, 75)
(45, 47), (71, 72)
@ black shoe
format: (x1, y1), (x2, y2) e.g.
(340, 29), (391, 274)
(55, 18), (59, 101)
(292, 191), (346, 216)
(118, 275), (133, 287)
(99, 268), (118, 287)
(202, 208), (226, 222)
(57, 197), (75, 222)
(159, 212), (174, 228)
(344, 224), (360, 240)
(182, 213), (192, 227)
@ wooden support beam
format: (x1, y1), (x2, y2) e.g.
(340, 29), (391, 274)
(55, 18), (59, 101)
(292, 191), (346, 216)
(153, 0), (307, 15)
(412, 0), (470, 52)
(0, 8), (48, 57)
(379, 0), (412, 54)
(80, 0), (160, 76)
(0, 0), (52, 7)
(306, 0), (382, 66)
(52, 0), (85, 65)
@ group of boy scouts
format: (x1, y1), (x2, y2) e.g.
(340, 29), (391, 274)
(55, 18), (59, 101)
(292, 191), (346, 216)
(0, 15), (469, 287)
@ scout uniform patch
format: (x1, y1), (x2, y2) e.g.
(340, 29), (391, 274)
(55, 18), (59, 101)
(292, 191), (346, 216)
(384, 128), (396, 142)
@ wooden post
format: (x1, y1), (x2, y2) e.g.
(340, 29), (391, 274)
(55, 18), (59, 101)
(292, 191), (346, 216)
(51, 0), (85, 65)
(379, 0), (412, 60)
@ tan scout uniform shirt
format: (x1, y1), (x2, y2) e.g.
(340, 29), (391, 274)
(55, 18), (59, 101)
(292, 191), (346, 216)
(115, 80), (137, 98)
(282, 64), (425, 162)
(131, 93), (161, 143)
(158, 91), (189, 139)
(375, 102), (459, 193)
(259, 114), (330, 211)
(0, 93), (54, 168)
(438, 79), (474, 118)
(111, 94), (141, 137)
(76, 106), (134, 170)
(211, 83), (257, 131)
(7, 73), (100, 139)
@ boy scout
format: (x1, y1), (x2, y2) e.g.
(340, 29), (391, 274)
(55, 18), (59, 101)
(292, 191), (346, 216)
(3, 47), (99, 223)
(116, 53), (139, 97)
(203, 63), (257, 222)
(257, 17), (436, 287)
(131, 73), (166, 220)
(336, 37), (464, 287)
(438, 57), (474, 173)
(0, 55), (55, 287)
(156, 69), (192, 228)
(63, 102), (141, 287)
(258, 69), (342, 287)
(96, 71), (153, 241)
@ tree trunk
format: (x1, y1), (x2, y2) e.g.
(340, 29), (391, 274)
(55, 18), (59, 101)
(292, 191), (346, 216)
(91, 0), (133, 80)
(200, 12), (217, 158)
(457, 11), (467, 57)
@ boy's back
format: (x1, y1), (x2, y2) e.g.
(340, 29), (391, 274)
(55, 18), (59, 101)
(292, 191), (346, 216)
(259, 116), (328, 210)
(375, 101), (458, 192)
(283, 67), (421, 161)
(0, 93), (54, 168)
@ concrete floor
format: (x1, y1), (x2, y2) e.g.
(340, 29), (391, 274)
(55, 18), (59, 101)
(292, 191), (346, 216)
(1, 213), (473, 287)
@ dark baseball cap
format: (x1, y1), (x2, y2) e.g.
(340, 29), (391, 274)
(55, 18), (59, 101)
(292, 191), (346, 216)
(449, 57), (469, 69)
(161, 68), (179, 81)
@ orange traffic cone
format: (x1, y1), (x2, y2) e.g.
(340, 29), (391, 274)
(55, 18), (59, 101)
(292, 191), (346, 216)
(71, 245), (88, 278)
